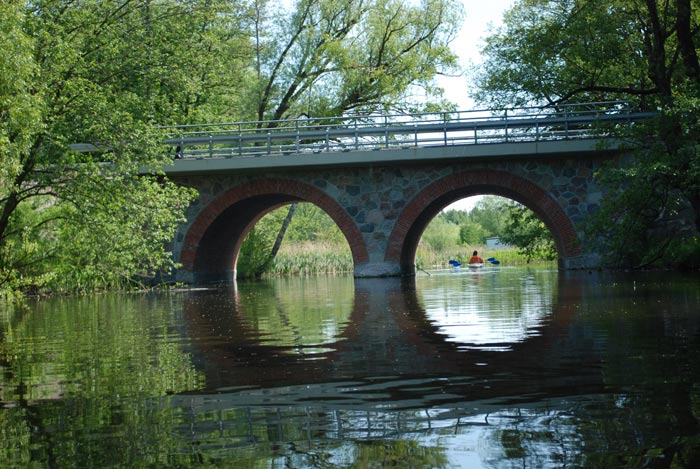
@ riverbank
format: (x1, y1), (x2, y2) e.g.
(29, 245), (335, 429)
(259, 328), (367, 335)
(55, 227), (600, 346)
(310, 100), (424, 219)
(266, 241), (555, 277)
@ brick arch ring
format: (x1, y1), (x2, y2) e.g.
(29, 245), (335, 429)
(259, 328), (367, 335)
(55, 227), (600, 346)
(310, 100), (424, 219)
(385, 169), (581, 272)
(178, 178), (369, 276)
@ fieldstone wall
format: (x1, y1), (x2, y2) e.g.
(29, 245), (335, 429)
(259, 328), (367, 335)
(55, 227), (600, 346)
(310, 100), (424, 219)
(170, 154), (608, 282)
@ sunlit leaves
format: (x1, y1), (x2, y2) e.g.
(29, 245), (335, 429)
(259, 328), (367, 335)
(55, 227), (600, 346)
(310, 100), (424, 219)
(501, 201), (557, 262)
(251, 0), (463, 121)
(472, 0), (679, 107)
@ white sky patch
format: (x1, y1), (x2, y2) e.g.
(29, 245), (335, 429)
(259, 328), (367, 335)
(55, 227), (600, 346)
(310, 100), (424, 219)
(439, 0), (515, 212)
(437, 0), (515, 111)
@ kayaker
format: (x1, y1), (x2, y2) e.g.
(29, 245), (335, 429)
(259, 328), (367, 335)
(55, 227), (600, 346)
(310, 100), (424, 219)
(469, 250), (483, 264)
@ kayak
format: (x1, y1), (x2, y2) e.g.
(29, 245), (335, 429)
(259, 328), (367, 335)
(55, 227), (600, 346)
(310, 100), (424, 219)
(467, 263), (483, 268)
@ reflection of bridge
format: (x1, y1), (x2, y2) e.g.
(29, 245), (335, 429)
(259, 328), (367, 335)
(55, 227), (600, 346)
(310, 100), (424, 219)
(117, 102), (649, 281)
(172, 273), (604, 452)
(181, 274), (603, 400)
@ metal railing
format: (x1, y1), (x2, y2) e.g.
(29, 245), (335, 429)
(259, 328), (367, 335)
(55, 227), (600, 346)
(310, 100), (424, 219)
(74, 101), (655, 158)
(163, 101), (654, 160)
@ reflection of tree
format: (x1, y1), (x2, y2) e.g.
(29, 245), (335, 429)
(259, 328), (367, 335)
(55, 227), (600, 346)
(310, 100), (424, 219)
(0, 294), (203, 467)
(483, 272), (700, 468)
(236, 276), (354, 352)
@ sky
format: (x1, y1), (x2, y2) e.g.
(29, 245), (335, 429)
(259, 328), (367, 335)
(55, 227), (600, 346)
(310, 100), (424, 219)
(437, 0), (514, 110)
(439, 0), (514, 212)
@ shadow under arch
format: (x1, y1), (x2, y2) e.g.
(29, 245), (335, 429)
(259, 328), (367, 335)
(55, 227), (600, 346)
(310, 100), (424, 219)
(179, 178), (369, 283)
(385, 170), (581, 273)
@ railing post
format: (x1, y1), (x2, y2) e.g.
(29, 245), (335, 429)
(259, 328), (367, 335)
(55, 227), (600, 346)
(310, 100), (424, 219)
(504, 109), (508, 143)
(209, 135), (213, 158)
(296, 120), (300, 153)
(267, 132), (271, 155)
(443, 113), (448, 146)
(354, 118), (359, 150)
(384, 115), (389, 148)
(238, 123), (242, 156)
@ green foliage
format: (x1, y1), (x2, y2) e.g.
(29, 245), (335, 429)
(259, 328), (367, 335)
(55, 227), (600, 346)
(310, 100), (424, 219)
(587, 101), (700, 268)
(441, 209), (470, 226)
(474, 0), (700, 269)
(470, 196), (510, 236)
(237, 225), (277, 278)
(421, 216), (461, 252)
(284, 203), (345, 243)
(473, 0), (687, 108)
(52, 176), (196, 292)
(459, 218), (489, 245)
(0, 0), (228, 294)
(250, 0), (463, 121)
(501, 201), (557, 263)
(238, 203), (349, 277)
(665, 236), (700, 270)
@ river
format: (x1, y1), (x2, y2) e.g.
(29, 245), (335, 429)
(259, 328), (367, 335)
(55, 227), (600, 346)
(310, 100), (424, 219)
(1, 267), (700, 467)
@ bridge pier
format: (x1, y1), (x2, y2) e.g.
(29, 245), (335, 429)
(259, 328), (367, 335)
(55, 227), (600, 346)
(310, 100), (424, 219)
(354, 261), (404, 278)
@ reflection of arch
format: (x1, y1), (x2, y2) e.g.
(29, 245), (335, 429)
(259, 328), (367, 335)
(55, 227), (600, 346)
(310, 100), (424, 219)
(182, 280), (367, 388)
(179, 179), (368, 282)
(183, 273), (589, 394)
(386, 170), (580, 273)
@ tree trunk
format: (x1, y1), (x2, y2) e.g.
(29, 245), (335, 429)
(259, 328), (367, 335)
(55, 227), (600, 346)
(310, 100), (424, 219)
(644, 0), (673, 101)
(675, 0), (700, 81)
(267, 203), (297, 264)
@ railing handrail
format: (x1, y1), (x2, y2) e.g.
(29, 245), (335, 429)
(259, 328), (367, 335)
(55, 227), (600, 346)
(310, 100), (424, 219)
(161, 100), (634, 135)
(71, 101), (655, 157)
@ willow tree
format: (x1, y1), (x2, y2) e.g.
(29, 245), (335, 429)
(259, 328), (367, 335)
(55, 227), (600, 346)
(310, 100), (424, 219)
(472, 0), (700, 268)
(245, 0), (463, 122)
(235, 0), (463, 275)
(0, 0), (251, 293)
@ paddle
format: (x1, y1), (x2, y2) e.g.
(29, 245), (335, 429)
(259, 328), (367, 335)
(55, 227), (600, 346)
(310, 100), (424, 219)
(487, 257), (500, 265)
(448, 260), (461, 268)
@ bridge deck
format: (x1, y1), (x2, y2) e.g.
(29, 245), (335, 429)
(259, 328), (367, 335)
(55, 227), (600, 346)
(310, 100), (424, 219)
(161, 139), (624, 175)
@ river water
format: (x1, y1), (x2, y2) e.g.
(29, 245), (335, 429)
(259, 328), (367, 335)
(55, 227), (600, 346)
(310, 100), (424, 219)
(1, 267), (700, 467)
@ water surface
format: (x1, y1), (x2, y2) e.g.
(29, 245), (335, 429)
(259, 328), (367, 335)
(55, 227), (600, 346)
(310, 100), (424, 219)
(2, 267), (700, 467)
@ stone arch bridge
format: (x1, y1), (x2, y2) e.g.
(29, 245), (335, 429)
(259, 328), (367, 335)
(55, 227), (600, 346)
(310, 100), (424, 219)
(149, 103), (647, 283)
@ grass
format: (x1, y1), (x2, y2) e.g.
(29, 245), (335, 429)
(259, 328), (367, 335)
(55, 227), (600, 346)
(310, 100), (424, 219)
(267, 241), (555, 277)
(269, 241), (353, 276)
(415, 241), (557, 269)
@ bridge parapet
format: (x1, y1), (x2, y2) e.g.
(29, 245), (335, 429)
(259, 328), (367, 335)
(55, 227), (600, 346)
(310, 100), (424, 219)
(161, 101), (653, 160)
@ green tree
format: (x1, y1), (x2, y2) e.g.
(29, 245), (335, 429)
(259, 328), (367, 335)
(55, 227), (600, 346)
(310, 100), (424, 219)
(501, 201), (556, 262)
(0, 0), (255, 293)
(239, 0), (464, 273)
(441, 208), (470, 226)
(469, 196), (510, 237)
(421, 216), (460, 252)
(248, 0), (463, 122)
(473, 0), (694, 108)
(459, 218), (489, 245)
(473, 0), (700, 267)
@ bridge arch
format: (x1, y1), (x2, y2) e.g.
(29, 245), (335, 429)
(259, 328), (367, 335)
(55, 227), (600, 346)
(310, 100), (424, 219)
(179, 179), (369, 283)
(386, 170), (581, 274)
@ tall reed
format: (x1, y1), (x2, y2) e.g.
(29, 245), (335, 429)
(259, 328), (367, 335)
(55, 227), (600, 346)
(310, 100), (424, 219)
(268, 241), (353, 276)
(268, 241), (555, 277)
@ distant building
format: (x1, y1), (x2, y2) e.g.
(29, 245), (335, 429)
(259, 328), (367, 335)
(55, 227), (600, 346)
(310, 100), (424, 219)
(485, 236), (510, 250)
